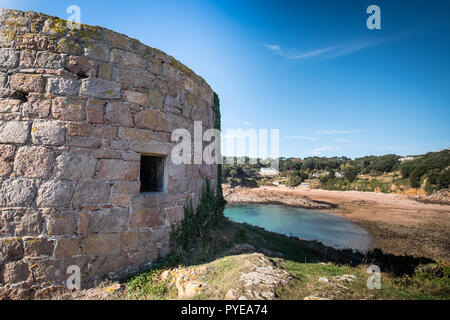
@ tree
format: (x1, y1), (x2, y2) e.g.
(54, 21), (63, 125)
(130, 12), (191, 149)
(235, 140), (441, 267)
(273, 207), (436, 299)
(436, 169), (450, 189)
(410, 164), (427, 188)
(400, 162), (413, 178)
(343, 166), (358, 182)
(328, 169), (336, 179)
(288, 175), (303, 187)
(287, 171), (308, 187)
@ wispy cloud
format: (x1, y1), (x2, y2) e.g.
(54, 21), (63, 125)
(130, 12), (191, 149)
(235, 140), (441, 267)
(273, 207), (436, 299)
(287, 135), (316, 141)
(242, 121), (252, 126)
(288, 46), (341, 59)
(313, 145), (333, 155)
(265, 36), (399, 60)
(334, 138), (352, 143)
(316, 129), (364, 135)
(264, 44), (282, 55)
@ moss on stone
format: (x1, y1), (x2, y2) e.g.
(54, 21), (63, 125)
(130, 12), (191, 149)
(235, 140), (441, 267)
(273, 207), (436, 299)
(1, 28), (16, 42)
(4, 238), (21, 245)
(29, 22), (41, 33)
(75, 25), (103, 40)
(43, 17), (67, 36)
(104, 30), (130, 49)
(169, 56), (194, 75)
(5, 17), (28, 31)
(56, 37), (83, 55)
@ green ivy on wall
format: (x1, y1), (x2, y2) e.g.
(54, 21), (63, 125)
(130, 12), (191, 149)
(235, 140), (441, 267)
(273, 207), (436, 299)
(213, 92), (221, 131)
(213, 92), (226, 208)
(170, 178), (225, 252)
(170, 92), (226, 254)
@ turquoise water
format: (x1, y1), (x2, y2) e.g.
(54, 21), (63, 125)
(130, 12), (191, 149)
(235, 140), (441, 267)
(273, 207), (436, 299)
(224, 204), (372, 253)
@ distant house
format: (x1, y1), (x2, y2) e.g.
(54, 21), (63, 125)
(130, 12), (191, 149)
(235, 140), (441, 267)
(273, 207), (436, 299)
(312, 171), (328, 178)
(335, 172), (344, 178)
(260, 167), (279, 176)
(312, 172), (321, 178)
(399, 156), (415, 162)
(300, 182), (310, 188)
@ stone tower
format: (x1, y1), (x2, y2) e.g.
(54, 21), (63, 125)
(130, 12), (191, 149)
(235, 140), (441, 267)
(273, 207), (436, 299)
(0, 8), (217, 292)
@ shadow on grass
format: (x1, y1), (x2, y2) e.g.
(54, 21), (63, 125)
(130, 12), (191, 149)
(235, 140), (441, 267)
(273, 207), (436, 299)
(139, 218), (436, 278)
(125, 218), (450, 300)
(228, 220), (435, 277)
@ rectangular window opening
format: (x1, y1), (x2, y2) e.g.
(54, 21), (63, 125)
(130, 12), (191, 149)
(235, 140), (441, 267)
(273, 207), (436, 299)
(140, 155), (165, 193)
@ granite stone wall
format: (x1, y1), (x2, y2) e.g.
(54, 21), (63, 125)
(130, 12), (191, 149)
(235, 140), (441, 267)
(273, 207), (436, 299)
(0, 8), (217, 292)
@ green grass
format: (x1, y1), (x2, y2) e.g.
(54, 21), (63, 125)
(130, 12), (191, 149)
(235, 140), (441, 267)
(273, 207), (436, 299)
(276, 260), (446, 300)
(320, 177), (391, 193)
(127, 265), (169, 300)
(124, 220), (449, 300)
(391, 264), (450, 299)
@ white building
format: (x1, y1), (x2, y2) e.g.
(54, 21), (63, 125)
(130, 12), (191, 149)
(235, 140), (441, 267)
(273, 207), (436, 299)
(312, 172), (322, 178)
(260, 167), (279, 176)
(399, 156), (415, 162)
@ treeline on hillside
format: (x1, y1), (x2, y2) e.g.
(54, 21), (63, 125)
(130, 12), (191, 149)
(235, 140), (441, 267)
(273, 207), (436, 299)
(222, 150), (450, 193)
(222, 157), (264, 188)
(280, 154), (401, 175)
(283, 151), (449, 192)
(399, 150), (450, 191)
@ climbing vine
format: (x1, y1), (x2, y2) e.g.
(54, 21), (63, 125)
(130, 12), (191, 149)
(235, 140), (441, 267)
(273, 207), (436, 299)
(170, 92), (226, 254)
(213, 92), (221, 131)
(213, 92), (226, 208)
(170, 179), (225, 252)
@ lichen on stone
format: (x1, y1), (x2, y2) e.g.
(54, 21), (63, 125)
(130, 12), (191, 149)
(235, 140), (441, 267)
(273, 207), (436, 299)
(169, 56), (194, 76)
(42, 17), (67, 36)
(56, 37), (83, 55)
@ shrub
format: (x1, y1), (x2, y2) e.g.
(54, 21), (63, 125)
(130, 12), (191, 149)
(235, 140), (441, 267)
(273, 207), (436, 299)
(343, 166), (358, 182)
(170, 179), (225, 252)
(410, 164), (428, 188)
(436, 169), (450, 189)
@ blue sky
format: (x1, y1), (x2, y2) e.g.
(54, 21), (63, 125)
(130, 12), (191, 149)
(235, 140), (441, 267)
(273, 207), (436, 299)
(3, 0), (449, 158)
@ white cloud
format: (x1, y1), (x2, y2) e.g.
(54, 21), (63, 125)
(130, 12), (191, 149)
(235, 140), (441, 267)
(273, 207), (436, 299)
(265, 36), (399, 60)
(264, 44), (282, 55)
(335, 138), (352, 143)
(287, 135), (316, 141)
(287, 46), (340, 60)
(316, 129), (364, 135)
(313, 145), (333, 155)
(242, 121), (252, 126)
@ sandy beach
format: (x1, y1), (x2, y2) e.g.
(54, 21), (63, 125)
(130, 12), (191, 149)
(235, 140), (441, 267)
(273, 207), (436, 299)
(223, 185), (450, 261)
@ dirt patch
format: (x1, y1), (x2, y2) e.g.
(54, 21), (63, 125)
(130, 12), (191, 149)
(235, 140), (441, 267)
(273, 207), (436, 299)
(224, 185), (450, 262)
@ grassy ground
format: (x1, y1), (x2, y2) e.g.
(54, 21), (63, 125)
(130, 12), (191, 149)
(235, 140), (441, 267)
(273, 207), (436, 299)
(276, 260), (447, 300)
(121, 219), (449, 300)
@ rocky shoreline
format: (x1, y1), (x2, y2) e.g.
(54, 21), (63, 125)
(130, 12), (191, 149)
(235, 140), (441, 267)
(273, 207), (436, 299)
(223, 185), (335, 209)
